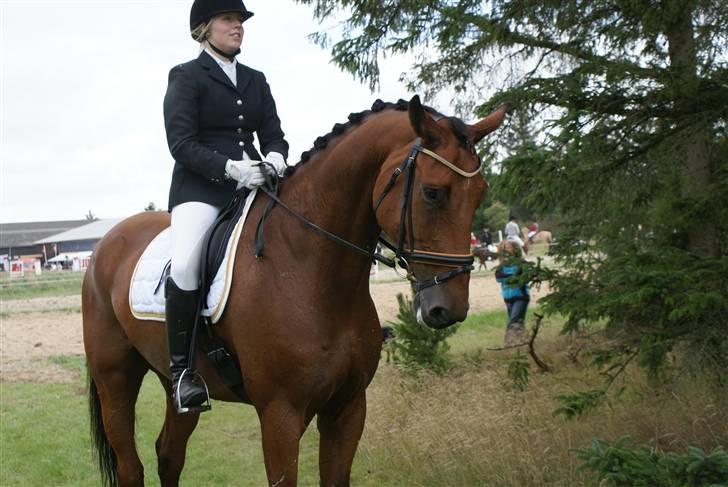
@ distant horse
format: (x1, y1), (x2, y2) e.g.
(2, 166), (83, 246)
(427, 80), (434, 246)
(83, 96), (508, 486)
(472, 244), (498, 270)
(522, 227), (553, 248)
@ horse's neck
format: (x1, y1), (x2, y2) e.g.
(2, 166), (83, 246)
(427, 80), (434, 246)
(284, 114), (408, 244)
(268, 113), (410, 286)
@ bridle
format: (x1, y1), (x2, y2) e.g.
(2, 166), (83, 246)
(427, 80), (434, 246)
(373, 137), (482, 292)
(255, 137), (483, 293)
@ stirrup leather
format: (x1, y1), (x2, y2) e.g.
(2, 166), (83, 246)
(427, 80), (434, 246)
(174, 368), (211, 414)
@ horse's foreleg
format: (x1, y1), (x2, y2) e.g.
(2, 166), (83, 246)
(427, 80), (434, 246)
(259, 401), (306, 486)
(155, 375), (200, 487)
(317, 392), (367, 487)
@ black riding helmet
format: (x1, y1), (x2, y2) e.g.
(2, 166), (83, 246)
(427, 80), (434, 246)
(190, 0), (254, 39)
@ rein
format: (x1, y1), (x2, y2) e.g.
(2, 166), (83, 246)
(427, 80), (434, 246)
(255, 138), (482, 292)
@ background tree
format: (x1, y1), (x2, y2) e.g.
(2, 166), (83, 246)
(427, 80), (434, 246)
(387, 293), (457, 374)
(144, 202), (159, 212)
(298, 0), (728, 384)
(479, 200), (509, 236)
(85, 210), (97, 221)
(472, 107), (540, 235)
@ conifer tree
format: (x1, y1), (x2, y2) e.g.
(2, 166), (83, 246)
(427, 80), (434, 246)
(387, 293), (457, 374)
(298, 0), (728, 383)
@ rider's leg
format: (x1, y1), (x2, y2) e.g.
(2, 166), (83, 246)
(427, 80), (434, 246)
(167, 201), (220, 413)
(508, 235), (525, 248)
(170, 202), (220, 290)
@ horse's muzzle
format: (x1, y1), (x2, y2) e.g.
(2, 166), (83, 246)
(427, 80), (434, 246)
(413, 290), (468, 329)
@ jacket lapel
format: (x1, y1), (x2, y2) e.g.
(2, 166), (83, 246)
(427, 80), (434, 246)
(198, 51), (238, 93)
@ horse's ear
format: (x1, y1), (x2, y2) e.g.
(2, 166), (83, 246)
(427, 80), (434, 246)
(469, 103), (510, 143)
(408, 95), (442, 146)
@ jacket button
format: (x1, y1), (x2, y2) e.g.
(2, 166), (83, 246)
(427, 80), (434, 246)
(238, 141), (244, 146)
(238, 115), (244, 120)
(236, 99), (242, 105)
(237, 128), (242, 133)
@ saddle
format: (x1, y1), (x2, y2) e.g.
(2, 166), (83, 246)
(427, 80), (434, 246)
(202, 189), (250, 288)
(191, 188), (252, 396)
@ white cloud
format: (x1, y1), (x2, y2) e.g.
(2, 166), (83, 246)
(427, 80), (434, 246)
(1, 0), (419, 222)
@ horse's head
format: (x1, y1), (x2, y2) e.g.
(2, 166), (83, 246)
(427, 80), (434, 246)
(374, 95), (508, 329)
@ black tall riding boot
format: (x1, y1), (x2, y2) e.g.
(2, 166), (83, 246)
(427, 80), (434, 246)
(165, 277), (210, 414)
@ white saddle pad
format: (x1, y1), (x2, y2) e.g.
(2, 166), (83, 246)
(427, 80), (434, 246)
(129, 189), (258, 324)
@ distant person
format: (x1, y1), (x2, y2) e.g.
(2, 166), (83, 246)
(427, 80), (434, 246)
(481, 227), (493, 246)
(504, 215), (525, 248)
(162, 0), (289, 414)
(527, 222), (539, 242)
(495, 240), (530, 346)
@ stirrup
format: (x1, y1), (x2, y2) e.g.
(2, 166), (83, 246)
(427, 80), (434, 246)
(174, 368), (211, 414)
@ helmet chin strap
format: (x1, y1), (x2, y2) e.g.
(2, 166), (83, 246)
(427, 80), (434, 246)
(207, 40), (240, 62)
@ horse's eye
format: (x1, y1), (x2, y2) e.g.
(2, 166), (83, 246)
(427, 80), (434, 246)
(422, 186), (447, 207)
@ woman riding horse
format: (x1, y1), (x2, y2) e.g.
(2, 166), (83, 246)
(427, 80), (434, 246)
(164, 0), (288, 413)
(84, 97), (509, 487)
(84, 34), (510, 482)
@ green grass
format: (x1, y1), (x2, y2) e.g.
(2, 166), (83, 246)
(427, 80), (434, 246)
(0, 310), (505, 486)
(2, 310), (725, 486)
(48, 355), (87, 378)
(0, 363), (421, 485)
(448, 307), (559, 357)
(0, 272), (84, 300)
(0, 310), (521, 486)
(448, 308), (508, 355)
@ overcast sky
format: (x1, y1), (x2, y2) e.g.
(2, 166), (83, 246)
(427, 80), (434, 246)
(0, 0), (423, 223)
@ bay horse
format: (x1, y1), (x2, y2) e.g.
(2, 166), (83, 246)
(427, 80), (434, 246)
(472, 244), (498, 270)
(83, 96), (508, 486)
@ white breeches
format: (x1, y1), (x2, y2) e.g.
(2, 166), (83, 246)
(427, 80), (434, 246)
(170, 202), (221, 291)
(506, 235), (525, 248)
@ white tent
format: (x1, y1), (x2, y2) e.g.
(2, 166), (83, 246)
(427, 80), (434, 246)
(47, 251), (92, 263)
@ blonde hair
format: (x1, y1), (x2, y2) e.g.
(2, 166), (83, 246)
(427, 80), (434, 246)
(191, 20), (212, 43)
(498, 240), (522, 263)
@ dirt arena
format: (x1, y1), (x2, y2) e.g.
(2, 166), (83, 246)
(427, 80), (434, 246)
(0, 267), (549, 383)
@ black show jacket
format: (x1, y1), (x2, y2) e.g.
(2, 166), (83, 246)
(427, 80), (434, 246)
(163, 51), (289, 209)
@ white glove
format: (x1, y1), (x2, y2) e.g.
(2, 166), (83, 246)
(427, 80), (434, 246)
(225, 159), (266, 189)
(263, 151), (287, 176)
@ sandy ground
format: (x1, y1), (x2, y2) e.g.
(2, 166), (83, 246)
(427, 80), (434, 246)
(0, 265), (549, 383)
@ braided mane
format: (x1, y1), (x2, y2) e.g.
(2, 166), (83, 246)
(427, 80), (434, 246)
(284, 99), (470, 177)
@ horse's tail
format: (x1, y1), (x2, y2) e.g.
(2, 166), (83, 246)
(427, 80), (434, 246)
(88, 373), (118, 487)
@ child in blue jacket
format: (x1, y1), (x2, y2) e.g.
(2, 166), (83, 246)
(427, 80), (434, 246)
(495, 240), (530, 345)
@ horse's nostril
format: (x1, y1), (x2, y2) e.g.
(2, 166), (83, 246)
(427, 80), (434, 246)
(429, 306), (449, 323)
